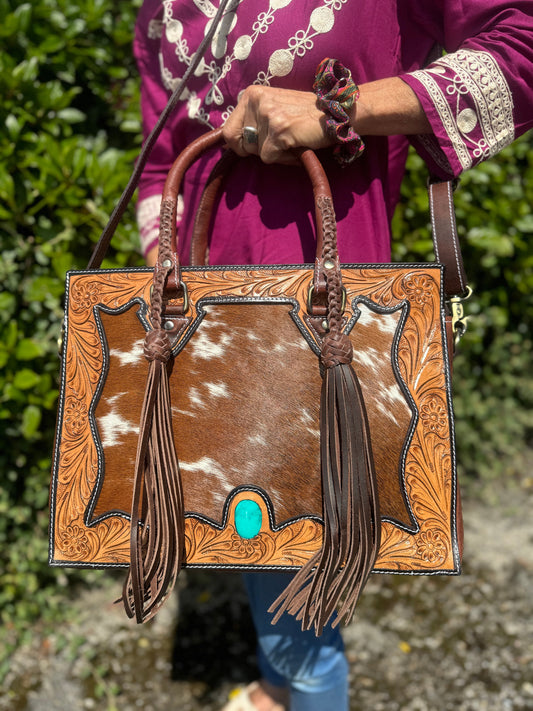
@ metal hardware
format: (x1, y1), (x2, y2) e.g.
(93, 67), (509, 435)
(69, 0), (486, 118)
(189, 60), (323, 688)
(323, 258), (335, 270)
(161, 258), (172, 269)
(242, 126), (259, 144)
(321, 319), (329, 331)
(163, 280), (189, 316)
(57, 322), (65, 356)
(449, 285), (473, 346)
(163, 320), (174, 331)
(307, 284), (347, 314)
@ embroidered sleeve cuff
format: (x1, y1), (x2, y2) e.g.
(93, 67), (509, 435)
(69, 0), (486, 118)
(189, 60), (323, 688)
(137, 194), (163, 258)
(402, 49), (515, 178)
(137, 193), (185, 259)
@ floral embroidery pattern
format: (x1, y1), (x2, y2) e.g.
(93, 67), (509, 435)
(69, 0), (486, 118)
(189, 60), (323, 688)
(260, 0), (346, 85)
(71, 281), (101, 312)
(410, 49), (514, 171)
(230, 531), (266, 556)
(158, 0), (349, 128)
(416, 530), (447, 564)
(402, 275), (433, 306)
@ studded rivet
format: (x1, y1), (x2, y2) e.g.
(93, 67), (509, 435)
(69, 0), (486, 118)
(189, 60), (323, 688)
(323, 258), (335, 270)
(161, 258), (172, 268)
(163, 320), (174, 331)
(321, 319), (329, 331)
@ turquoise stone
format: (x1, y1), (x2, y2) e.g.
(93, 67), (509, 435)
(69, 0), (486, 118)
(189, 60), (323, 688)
(234, 499), (263, 539)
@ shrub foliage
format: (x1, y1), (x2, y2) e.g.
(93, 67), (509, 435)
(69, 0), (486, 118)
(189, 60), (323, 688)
(0, 0), (531, 665)
(0, 0), (142, 670)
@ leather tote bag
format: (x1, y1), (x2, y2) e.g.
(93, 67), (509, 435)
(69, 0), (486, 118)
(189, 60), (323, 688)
(49, 129), (467, 634)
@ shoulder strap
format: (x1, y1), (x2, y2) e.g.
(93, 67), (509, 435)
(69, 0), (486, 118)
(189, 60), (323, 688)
(428, 179), (468, 298)
(87, 0), (234, 270)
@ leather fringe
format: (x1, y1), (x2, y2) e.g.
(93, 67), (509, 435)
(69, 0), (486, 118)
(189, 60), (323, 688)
(269, 334), (380, 634)
(122, 329), (185, 623)
(269, 194), (380, 635)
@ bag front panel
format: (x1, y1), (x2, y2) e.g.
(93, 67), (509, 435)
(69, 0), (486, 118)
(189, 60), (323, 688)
(49, 264), (460, 574)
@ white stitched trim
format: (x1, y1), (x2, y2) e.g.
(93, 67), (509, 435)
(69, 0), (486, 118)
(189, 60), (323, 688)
(445, 180), (466, 293)
(429, 182), (466, 294)
(411, 49), (515, 171)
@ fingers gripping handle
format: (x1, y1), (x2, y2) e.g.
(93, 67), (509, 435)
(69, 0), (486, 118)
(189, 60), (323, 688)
(159, 130), (336, 267)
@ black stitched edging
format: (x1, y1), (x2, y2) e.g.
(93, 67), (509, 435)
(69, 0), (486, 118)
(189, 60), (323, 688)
(49, 273), (72, 565)
(65, 263), (444, 277)
(438, 271), (462, 574)
(84, 298), (150, 527)
(185, 485), (323, 532)
(171, 296), (322, 358)
(183, 564), (461, 574)
(348, 296), (419, 534)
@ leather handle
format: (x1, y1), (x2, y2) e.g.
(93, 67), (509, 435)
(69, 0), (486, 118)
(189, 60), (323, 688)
(187, 146), (468, 300)
(190, 147), (334, 265)
(162, 129), (333, 263)
(190, 150), (239, 265)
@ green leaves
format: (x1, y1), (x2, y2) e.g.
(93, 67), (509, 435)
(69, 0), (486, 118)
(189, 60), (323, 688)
(0, 0), (143, 670)
(13, 369), (41, 391)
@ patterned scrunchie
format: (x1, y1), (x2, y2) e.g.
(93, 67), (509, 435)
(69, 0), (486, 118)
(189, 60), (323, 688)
(313, 58), (365, 165)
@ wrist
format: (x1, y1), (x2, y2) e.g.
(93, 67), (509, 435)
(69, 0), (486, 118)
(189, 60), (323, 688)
(349, 78), (432, 136)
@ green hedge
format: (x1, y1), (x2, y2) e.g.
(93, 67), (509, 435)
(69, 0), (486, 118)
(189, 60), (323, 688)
(0, 0), (143, 675)
(0, 0), (531, 672)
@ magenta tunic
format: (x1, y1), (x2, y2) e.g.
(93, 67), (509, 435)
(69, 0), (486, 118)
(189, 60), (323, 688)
(134, 0), (533, 265)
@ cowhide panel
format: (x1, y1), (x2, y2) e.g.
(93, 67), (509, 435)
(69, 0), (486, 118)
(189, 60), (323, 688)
(92, 299), (413, 530)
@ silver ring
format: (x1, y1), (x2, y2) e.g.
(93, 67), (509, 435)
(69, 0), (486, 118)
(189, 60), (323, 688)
(242, 125), (259, 144)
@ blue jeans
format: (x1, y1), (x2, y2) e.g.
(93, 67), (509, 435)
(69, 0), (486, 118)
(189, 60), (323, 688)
(243, 572), (349, 711)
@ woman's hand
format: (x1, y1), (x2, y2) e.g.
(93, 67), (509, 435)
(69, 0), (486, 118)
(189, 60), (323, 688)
(222, 79), (432, 164)
(222, 85), (333, 164)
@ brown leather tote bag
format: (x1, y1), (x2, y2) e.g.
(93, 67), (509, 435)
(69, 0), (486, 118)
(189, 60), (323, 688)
(49, 129), (466, 634)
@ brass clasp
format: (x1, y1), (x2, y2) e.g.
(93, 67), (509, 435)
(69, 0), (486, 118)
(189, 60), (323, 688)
(449, 285), (473, 346)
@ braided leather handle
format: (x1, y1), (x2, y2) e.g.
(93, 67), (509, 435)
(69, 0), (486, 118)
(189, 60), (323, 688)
(161, 128), (334, 263)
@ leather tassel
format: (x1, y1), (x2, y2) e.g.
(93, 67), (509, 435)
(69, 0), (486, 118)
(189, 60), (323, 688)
(269, 331), (380, 634)
(122, 328), (185, 623)
(269, 189), (380, 635)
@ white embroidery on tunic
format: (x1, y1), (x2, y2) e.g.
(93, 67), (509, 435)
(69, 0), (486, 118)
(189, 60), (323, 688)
(410, 49), (514, 171)
(193, 0), (217, 18)
(260, 1), (345, 84)
(148, 19), (164, 39)
(157, 0), (348, 127)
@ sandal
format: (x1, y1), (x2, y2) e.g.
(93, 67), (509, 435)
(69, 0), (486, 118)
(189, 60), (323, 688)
(222, 681), (287, 711)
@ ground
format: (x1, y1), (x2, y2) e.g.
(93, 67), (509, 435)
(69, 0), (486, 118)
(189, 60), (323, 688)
(2, 485), (532, 711)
